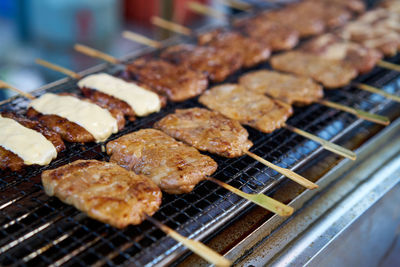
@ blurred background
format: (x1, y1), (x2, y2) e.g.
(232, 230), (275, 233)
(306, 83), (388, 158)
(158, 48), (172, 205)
(0, 0), (234, 100)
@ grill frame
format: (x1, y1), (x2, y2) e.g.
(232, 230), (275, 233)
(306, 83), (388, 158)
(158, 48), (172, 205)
(1, 3), (400, 266)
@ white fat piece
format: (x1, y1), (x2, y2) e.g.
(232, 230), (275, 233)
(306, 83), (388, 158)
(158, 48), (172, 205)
(0, 115), (57, 165)
(77, 73), (161, 116)
(30, 93), (118, 142)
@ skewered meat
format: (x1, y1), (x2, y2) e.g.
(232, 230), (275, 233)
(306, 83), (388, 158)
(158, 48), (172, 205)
(270, 51), (358, 88)
(42, 160), (162, 228)
(78, 73), (162, 117)
(160, 44), (242, 82)
(154, 108), (253, 158)
(126, 58), (208, 102)
(27, 93), (119, 143)
(239, 70), (323, 105)
(199, 84), (293, 133)
(380, 0), (400, 14)
(308, 0), (366, 15)
(301, 33), (383, 74)
(0, 112), (65, 171)
(338, 9), (400, 56)
(233, 18), (299, 51)
(197, 29), (271, 67)
(81, 87), (136, 121)
(107, 129), (217, 194)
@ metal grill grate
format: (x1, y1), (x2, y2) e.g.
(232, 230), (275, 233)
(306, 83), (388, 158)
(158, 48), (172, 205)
(2, 9), (400, 267)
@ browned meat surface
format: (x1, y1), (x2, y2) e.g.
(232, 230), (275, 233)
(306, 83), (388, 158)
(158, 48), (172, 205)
(107, 129), (217, 194)
(338, 9), (400, 56)
(42, 160), (161, 228)
(126, 58), (208, 102)
(199, 84), (293, 133)
(310, 0), (366, 14)
(255, 8), (325, 38)
(1, 111), (65, 152)
(0, 146), (24, 171)
(160, 44), (242, 82)
(81, 87), (136, 121)
(234, 18), (299, 51)
(239, 70), (323, 105)
(154, 108), (253, 158)
(26, 108), (95, 143)
(301, 33), (383, 74)
(197, 29), (270, 67)
(379, 0), (400, 14)
(270, 51), (358, 88)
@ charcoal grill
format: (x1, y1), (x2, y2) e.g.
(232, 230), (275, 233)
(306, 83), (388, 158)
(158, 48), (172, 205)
(1, 1), (400, 266)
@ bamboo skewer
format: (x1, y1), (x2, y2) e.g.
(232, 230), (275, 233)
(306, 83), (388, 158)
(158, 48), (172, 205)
(245, 151), (317, 189)
(318, 100), (390, 126)
(74, 44), (120, 64)
(36, 59), (81, 79)
(206, 177), (294, 216)
(187, 1), (227, 20)
(122, 31), (162, 49)
(377, 60), (400, 72)
(0, 81), (35, 100)
(356, 83), (400, 103)
(145, 215), (231, 267)
(151, 17), (192, 36)
(283, 124), (357, 160)
(216, 0), (252, 11)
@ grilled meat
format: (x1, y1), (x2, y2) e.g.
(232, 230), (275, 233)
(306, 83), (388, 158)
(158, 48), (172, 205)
(199, 84), (293, 133)
(380, 0), (400, 14)
(338, 9), (400, 56)
(154, 108), (253, 158)
(319, 0), (366, 14)
(234, 18), (299, 51)
(42, 160), (162, 228)
(81, 87), (136, 121)
(0, 112), (65, 171)
(270, 51), (358, 88)
(107, 129), (217, 194)
(160, 44), (242, 82)
(126, 58), (208, 102)
(239, 70), (323, 105)
(26, 108), (95, 143)
(301, 33), (383, 74)
(197, 29), (271, 67)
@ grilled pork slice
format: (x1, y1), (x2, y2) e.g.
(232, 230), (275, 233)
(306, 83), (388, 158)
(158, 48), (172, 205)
(160, 44), (242, 82)
(42, 160), (161, 228)
(301, 33), (383, 74)
(197, 29), (271, 68)
(154, 108), (253, 158)
(270, 51), (358, 89)
(338, 9), (400, 56)
(126, 58), (208, 102)
(234, 19), (299, 51)
(199, 84), (293, 133)
(107, 129), (217, 194)
(81, 87), (136, 121)
(239, 70), (323, 105)
(0, 112), (65, 171)
(27, 108), (95, 143)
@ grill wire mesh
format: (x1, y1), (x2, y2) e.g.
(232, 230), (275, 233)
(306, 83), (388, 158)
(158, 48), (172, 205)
(1, 4), (400, 267)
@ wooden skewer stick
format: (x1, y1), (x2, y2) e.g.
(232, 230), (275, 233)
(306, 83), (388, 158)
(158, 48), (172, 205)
(377, 60), (400, 72)
(318, 100), (390, 126)
(283, 124), (357, 160)
(245, 151), (318, 189)
(74, 44), (120, 64)
(145, 215), (231, 267)
(151, 17), (192, 36)
(356, 83), (400, 103)
(36, 59), (82, 79)
(122, 31), (163, 49)
(205, 177), (294, 216)
(216, 0), (252, 11)
(0, 80), (35, 100)
(187, 1), (227, 20)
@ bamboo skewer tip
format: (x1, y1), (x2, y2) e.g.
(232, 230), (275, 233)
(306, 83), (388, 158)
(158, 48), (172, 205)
(35, 58), (82, 80)
(145, 215), (231, 267)
(122, 31), (163, 49)
(0, 80), (35, 100)
(356, 83), (400, 103)
(74, 44), (120, 64)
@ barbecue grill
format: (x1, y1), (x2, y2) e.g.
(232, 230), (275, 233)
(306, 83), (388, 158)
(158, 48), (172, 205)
(1, 1), (400, 266)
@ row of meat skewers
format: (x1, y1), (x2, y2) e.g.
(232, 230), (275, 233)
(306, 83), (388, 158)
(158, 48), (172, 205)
(2, 0), (400, 265)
